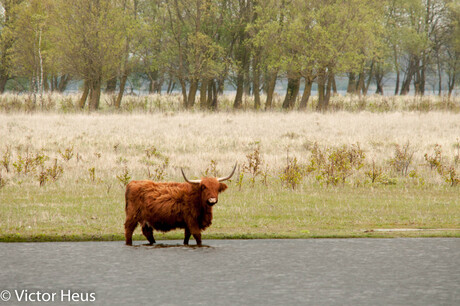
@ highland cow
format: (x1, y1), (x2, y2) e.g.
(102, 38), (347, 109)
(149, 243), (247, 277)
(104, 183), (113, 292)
(124, 164), (236, 246)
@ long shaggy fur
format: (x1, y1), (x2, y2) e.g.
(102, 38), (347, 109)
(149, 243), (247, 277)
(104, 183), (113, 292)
(124, 178), (227, 246)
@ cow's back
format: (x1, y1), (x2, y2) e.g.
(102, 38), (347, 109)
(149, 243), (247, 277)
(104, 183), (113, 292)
(125, 180), (188, 223)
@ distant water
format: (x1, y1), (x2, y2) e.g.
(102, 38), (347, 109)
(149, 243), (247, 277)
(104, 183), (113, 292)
(57, 76), (460, 97)
(0, 239), (459, 305)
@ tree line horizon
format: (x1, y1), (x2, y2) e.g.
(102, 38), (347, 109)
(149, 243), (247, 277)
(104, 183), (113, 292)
(0, 0), (459, 111)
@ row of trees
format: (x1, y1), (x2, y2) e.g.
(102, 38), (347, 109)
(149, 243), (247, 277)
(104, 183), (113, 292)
(0, 0), (459, 111)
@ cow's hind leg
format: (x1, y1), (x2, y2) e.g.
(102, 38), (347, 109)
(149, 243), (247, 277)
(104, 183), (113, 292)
(186, 222), (202, 246)
(184, 227), (191, 245)
(192, 232), (202, 246)
(124, 218), (138, 246)
(142, 223), (156, 245)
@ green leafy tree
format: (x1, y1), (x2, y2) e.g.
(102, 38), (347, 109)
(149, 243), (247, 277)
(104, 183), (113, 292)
(0, 0), (22, 92)
(311, 0), (383, 111)
(249, 0), (290, 110)
(136, 0), (166, 94)
(163, 0), (226, 109)
(50, 0), (131, 110)
(114, 0), (140, 109)
(389, 0), (453, 95)
(9, 0), (52, 98)
(444, 1), (460, 96)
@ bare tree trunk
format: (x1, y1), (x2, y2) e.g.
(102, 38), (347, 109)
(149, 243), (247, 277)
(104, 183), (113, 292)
(149, 78), (154, 94)
(0, 53), (9, 92)
(253, 76), (261, 109)
(413, 58), (422, 96)
(115, 72), (128, 108)
(420, 56), (427, 95)
(234, 17), (249, 110)
(114, 0), (136, 108)
(414, 69), (421, 95)
(178, 78), (187, 108)
(243, 62), (251, 97)
(282, 76), (300, 109)
(57, 75), (70, 92)
(38, 29), (44, 98)
(166, 78), (173, 93)
(356, 72), (365, 95)
(331, 75), (337, 94)
(448, 73), (455, 98)
(207, 80), (218, 110)
(401, 74), (412, 95)
(316, 72), (326, 112)
(212, 81), (218, 110)
(400, 56), (417, 95)
(374, 65), (384, 95)
(298, 77), (313, 110)
(43, 74), (49, 92)
(205, 79), (218, 110)
(50, 75), (55, 92)
(364, 62), (374, 96)
(253, 53), (261, 109)
(437, 55), (442, 96)
(347, 72), (356, 94)
(395, 71), (400, 95)
(264, 70), (277, 110)
(375, 72), (384, 95)
(147, 71), (157, 94)
(154, 74), (163, 94)
(0, 2), (13, 94)
(324, 73), (333, 108)
(79, 79), (89, 109)
(89, 77), (102, 111)
(0, 73), (8, 93)
(200, 78), (208, 109)
(394, 46), (400, 95)
(31, 75), (37, 108)
(106, 77), (117, 93)
(206, 79), (213, 109)
(187, 79), (198, 108)
(217, 78), (225, 95)
(233, 73), (244, 109)
(316, 72), (333, 112)
(447, 51), (459, 98)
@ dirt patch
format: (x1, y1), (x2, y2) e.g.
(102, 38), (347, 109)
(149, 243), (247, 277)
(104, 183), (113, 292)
(365, 228), (460, 233)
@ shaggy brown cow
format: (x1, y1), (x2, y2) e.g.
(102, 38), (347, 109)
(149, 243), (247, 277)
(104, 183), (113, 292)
(124, 164), (236, 246)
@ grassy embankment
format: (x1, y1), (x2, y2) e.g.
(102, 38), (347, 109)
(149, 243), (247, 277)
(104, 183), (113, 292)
(1, 182), (458, 242)
(0, 96), (459, 241)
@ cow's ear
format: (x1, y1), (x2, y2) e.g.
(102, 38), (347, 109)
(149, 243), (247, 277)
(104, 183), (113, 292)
(219, 183), (228, 192)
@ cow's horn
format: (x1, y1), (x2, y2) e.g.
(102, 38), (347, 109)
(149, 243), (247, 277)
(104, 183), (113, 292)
(217, 163), (237, 182)
(181, 168), (201, 184)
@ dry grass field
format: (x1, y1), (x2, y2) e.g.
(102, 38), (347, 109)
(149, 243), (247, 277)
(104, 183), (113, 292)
(0, 94), (459, 241)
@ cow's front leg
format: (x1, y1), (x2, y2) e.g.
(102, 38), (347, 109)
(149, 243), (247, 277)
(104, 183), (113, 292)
(185, 221), (202, 246)
(184, 227), (191, 245)
(142, 223), (156, 245)
(185, 220), (203, 246)
(192, 232), (202, 246)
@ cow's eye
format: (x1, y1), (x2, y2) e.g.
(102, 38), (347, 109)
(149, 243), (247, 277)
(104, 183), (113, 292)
(201, 185), (206, 190)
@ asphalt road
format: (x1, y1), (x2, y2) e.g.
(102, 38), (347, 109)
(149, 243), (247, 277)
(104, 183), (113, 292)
(0, 239), (459, 305)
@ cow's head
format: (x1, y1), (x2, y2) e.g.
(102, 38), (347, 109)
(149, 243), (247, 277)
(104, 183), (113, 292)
(181, 163), (236, 206)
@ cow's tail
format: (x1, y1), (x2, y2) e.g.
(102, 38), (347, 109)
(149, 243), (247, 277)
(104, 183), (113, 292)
(125, 184), (130, 212)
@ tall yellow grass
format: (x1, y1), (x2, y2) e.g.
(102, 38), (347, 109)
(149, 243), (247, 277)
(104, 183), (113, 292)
(1, 111), (459, 185)
(1, 109), (459, 241)
(0, 92), (459, 113)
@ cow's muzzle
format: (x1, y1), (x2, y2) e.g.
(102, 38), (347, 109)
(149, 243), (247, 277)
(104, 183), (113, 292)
(207, 198), (218, 206)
